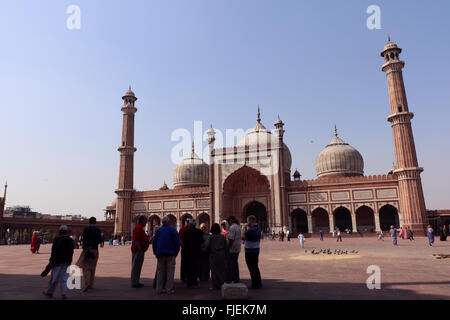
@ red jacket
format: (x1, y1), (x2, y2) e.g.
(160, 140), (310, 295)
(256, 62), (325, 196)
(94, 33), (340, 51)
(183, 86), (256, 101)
(178, 225), (189, 245)
(131, 224), (150, 253)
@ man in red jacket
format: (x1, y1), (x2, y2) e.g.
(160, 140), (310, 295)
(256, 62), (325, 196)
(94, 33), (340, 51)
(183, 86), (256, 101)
(131, 215), (150, 288)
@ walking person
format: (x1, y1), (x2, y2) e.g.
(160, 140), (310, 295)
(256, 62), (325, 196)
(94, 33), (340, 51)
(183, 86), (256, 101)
(407, 226), (414, 241)
(390, 225), (399, 246)
(198, 223), (210, 282)
(286, 230), (290, 242)
(280, 230), (285, 242)
(42, 225), (74, 299)
(131, 215), (150, 288)
(298, 233), (305, 248)
(152, 215), (180, 294)
(225, 216), (241, 284)
(182, 219), (203, 287)
(377, 230), (384, 241)
(319, 229), (323, 241)
(336, 229), (342, 242)
(205, 223), (227, 290)
(426, 225), (435, 246)
(76, 217), (102, 292)
(244, 215), (262, 289)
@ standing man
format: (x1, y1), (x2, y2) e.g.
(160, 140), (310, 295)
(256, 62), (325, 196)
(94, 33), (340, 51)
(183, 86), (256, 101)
(319, 229), (323, 241)
(225, 216), (241, 284)
(336, 229), (342, 242)
(76, 217), (102, 292)
(244, 215), (262, 289)
(131, 215), (150, 288)
(42, 225), (74, 299)
(182, 219), (203, 288)
(152, 216), (180, 294)
(286, 230), (290, 242)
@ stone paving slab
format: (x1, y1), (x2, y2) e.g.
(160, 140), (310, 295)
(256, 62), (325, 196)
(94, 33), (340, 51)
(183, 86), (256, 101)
(0, 237), (449, 300)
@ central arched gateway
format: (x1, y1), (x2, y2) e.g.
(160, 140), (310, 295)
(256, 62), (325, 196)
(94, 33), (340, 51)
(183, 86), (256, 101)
(222, 165), (271, 228)
(244, 201), (268, 232)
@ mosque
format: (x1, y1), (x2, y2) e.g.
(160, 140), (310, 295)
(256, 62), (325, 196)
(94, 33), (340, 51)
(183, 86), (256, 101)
(106, 40), (433, 237)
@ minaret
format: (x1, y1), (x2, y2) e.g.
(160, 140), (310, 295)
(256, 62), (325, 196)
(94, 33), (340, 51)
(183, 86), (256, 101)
(207, 124), (216, 224)
(274, 115), (288, 231)
(114, 87), (138, 236)
(381, 39), (427, 231)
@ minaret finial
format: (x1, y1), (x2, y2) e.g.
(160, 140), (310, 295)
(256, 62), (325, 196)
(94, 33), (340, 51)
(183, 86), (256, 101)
(388, 34), (391, 42)
(257, 104), (261, 123)
(129, 84), (131, 90)
(334, 124), (338, 137)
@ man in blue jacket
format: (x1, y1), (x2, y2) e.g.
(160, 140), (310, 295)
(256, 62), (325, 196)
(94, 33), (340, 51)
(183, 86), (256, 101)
(152, 215), (180, 294)
(244, 215), (262, 289)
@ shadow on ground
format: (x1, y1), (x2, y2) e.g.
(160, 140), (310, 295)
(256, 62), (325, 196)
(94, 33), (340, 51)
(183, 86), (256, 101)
(0, 274), (448, 300)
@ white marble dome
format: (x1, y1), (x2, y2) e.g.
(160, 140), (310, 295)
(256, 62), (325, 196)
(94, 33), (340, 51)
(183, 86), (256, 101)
(316, 129), (364, 178)
(236, 119), (292, 173)
(173, 146), (209, 188)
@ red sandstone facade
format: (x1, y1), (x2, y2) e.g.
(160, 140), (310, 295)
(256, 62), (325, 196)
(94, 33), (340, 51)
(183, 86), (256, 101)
(110, 41), (443, 237)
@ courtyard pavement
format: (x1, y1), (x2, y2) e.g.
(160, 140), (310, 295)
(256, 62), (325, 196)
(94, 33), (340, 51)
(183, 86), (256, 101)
(0, 236), (449, 300)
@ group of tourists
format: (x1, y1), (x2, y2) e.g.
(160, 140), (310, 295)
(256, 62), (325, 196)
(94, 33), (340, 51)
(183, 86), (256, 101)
(41, 217), (103, 299)
(269, 229), (291, 241)
(130, 214), (263, 295)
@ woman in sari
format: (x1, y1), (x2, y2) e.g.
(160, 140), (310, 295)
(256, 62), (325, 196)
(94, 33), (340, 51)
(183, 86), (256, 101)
(31, 231), (41, 254)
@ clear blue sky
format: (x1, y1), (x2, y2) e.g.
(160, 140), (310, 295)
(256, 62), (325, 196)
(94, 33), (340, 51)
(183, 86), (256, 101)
(1, 0), (449, 219)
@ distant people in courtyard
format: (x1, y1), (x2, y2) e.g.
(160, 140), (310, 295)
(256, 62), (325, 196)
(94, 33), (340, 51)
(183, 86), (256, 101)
(198, 223), (211, 282)
(204, 223), (227, 290)
(407, 226), (414, 241)
(152, 215), (180, 294)
(76, 217), (102, 292)
(336, 229), (342, 242)
(131, 215), (150, 288)
(244, 215), (262, 289)
(178, 219), (190, 282)
(377, 231), (384, 241)
(426, 225), (434, 246)
(42, 225), (74, 299)
(286, 230), (290, 242)
(225, 216), (241, 284)
(271, 230), (276, 240)
(31, 231), (41, 254)
(332, 229), (335, 238)
(182, 219), (204, 287)
(390, 225), (399, 246)
(298, 233), (305, 248)
(319, 230), (323, 241)
(220, 220), (229, 238)
(280, 229), (285, 242)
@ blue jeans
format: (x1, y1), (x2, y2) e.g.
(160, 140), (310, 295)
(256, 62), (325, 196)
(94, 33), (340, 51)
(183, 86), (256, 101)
(225, 252), (240, 283)
(46, 264), (70, 295)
